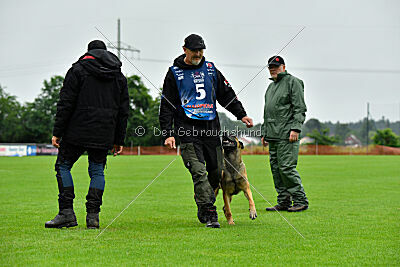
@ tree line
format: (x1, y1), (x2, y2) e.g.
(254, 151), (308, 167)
(302, 118), (400, 147)
(1, 75), (399, 147)
(0, 75), (162, 146)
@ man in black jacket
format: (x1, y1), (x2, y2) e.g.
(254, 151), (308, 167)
(159, 34), (253, 228)
(45, 40), (129, 229)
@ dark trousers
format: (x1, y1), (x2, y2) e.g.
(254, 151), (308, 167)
(268, 140), (308, 207)
(180, 137), (223, 211)
(55, 141), (108, 213)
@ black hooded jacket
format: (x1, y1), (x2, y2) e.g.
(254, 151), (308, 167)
(53, 49), (129, 149)
(159, 54), (247, 143)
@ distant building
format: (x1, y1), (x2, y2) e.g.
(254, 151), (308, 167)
(300, 136), (315, 145)
(345, 134), (362, 147)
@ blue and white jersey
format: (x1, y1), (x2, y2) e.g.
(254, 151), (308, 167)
(170, 61), (217, 120)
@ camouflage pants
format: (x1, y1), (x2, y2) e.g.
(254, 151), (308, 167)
(180, 138), (223, 210)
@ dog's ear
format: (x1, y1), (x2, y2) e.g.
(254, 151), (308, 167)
(239, 141), (244, 149)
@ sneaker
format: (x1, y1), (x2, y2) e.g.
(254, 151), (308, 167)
(265, 205), (290, 211)
(287, 205), (308, 212)
(45, 209), (78, 228)
(86, 213), (100, 229)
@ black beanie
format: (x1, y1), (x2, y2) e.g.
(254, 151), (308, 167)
(87, 40), (107, 51)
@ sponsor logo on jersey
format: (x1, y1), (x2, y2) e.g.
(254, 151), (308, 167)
(184, 103), (214, 109)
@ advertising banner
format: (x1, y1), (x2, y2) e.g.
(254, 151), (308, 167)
(36, 144), (58, 155)
(0, 145), (27, 157)
(27, 145), (37, 156)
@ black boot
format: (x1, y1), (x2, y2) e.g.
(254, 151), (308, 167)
(45, 209), (77, 228)
(86, 188), (103, 229)
(86, 212), (100, 229)
(86, 188), (103, 214)
(197, 206), (208, 224)
(195, 195), (208, 224)
(206, 207), (220, 228)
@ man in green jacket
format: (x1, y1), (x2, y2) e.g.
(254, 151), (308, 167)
(261, 56), (309, 212)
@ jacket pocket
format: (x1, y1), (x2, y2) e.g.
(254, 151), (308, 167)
(265, 118), (280, 139)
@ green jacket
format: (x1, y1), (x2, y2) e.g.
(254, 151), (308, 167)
(261, 71), (306, 140)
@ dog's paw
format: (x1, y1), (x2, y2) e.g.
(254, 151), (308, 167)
(249, 209), (257, 220)
(228, 219), (235, 225)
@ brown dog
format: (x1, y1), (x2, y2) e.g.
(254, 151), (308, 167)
(215, 136), (257, 225)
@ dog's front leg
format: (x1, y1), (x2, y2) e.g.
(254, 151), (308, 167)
(223, 191), (234, 225)
(243, 185), (257, 220)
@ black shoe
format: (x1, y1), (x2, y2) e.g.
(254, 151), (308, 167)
(288, 205), (308, 212)
(195, 195), (207, 224)
(197, 207), (208, 224)
(45, 209), (78, 228)
(86, 213), (99, 229)
(206, 208), (220, 228)
(206, 221), (221, 228)
(265, 205), (290, 211)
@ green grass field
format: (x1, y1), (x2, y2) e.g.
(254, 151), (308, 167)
(0, 155), (399, 266)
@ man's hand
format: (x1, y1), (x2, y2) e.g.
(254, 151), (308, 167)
(52, 136), (61, 148)
(261, 137), (268, 147)
(241, 116), (254, 128)
(164, 137), (176, 149)
(113, 145), (123, 156)
(289, 131), (299, 143)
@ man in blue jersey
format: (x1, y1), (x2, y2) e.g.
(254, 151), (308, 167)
(159, 34), (253, 228)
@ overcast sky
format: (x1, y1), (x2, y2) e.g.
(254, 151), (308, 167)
(1, 0), (399, 124)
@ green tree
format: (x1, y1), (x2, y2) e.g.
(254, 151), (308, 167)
(304, 118), (322, 131)
(302, 118), (324, 137)
(307, 128), (339, 145)
(334, 122), (351, 145)
(21, 76), (64, 143)
(125, 75), (162, 146)
(0, 85), (24, 142)
(372, 128), (400, 147)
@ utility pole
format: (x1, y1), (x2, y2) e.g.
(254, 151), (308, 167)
(107, 18), (140, 60)
(366, 102), (370, 154)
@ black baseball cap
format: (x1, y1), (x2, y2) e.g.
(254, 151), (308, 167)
(88, 40), (107, 51)
(268, 56), (285, 67)
(183, 34), (206, 50)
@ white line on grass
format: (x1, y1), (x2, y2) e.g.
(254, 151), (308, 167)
(96, 157), (178, 239)
(224, 158), (306, 239)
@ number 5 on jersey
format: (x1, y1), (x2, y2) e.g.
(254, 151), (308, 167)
(196, 83), (206, 100)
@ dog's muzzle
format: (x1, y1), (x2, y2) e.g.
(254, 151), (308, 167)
(222, 136), (237, 151)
